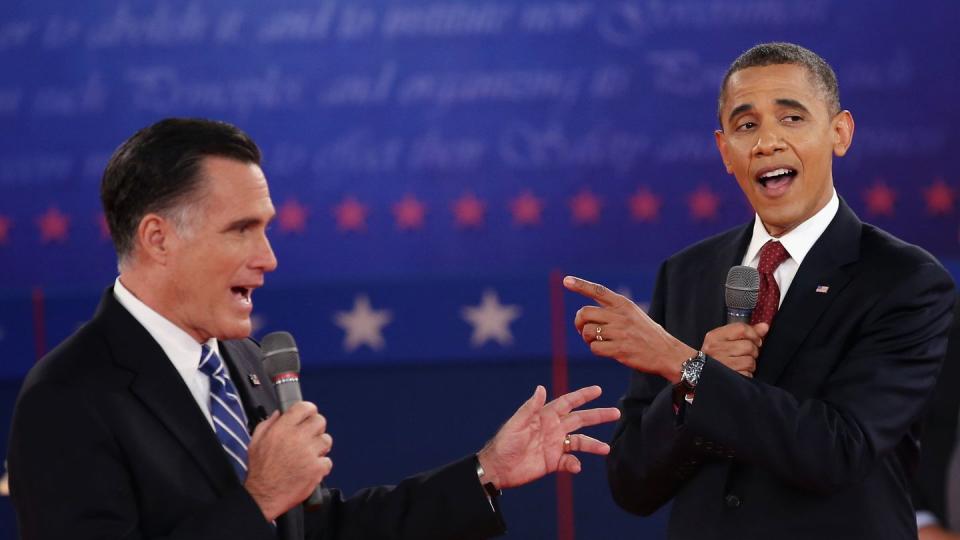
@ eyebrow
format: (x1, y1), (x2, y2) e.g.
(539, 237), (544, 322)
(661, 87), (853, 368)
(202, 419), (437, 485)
(727, 103), (754, 124)
(222, 217), (263, 232)
(774, 98), (811, 114)
(726, 98), (812, 125)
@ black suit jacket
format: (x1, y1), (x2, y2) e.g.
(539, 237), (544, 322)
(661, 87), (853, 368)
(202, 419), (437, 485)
(607, 200), (956, 539)
(912, 300), (960, 527)
(8, 289), (505, 540)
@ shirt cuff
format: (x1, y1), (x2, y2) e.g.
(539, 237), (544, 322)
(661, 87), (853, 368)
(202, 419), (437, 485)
(917, 510), (940, 530)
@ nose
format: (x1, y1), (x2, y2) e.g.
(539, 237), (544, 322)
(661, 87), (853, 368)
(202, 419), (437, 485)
(254, 231), (278, 273)
(752, 124), (787, 156)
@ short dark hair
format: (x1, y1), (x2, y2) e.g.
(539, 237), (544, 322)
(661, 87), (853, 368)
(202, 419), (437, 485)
(100, 118), (261, 260)
(717, 42), (840, 127)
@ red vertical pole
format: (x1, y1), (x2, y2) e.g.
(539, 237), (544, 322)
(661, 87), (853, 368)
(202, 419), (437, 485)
(32, 286), (46, 361)
(549, 270), (575, 540)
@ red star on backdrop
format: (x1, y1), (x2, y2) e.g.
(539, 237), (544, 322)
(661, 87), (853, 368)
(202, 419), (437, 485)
(629, 186), (662, 222)
(452, 192), (485, 229)
(863, 179), (896, 217)
(0, 215), (11, 244)
(37, 207), (70, 243)
(687, 185), (720, 221)
(923, 177), (954, 216)
(393, 194), (426, 230)
(277, 199), (309, 234)
(509, 190), (544, 227)
(97, 213), (111, 241)
(569, 189), (602, 225)
(333, 196), (369, 232)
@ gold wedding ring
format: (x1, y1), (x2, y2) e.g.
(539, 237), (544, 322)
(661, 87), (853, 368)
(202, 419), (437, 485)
(563, 434), (572, 452)
(595, 326), (604, 341)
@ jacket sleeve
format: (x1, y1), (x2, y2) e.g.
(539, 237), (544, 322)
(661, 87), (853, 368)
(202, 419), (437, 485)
(303, 456), (506, 540)
(607, 259), (711, 515)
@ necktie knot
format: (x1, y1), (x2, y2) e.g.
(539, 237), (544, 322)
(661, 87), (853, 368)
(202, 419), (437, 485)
(198, 345), (223, 377)
(757, 240), (790, 274)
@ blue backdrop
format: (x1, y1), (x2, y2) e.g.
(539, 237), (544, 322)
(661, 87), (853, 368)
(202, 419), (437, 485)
(1, 1), (959, 538)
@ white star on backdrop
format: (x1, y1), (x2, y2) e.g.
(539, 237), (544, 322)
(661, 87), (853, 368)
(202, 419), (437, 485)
(461, 289), (522, 347)
(334, 294), (393, 352)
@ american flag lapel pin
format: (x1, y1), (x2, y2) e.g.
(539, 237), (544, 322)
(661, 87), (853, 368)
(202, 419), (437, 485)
(815, 285), (829, 294)
(248, 373), (261, 386)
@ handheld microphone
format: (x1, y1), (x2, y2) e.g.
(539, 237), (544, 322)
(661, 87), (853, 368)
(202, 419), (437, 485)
(261, 331), (327, 510)
(725, 266), (760, 324)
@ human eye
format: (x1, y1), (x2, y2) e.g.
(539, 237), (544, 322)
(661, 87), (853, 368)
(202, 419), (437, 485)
(781, 114), (803, 124)
(735, 120), (756, 132)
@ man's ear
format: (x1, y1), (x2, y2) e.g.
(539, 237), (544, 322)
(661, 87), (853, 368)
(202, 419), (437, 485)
(136, 213), (175, 265)
(832, 110), (855, 157)
(714, 130), (733, 174)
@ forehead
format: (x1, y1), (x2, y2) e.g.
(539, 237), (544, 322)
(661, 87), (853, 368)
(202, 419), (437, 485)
(721, 64), (829, 117)
(196, 156), (271, 201)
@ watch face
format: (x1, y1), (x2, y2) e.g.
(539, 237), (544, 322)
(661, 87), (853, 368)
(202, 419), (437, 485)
(682, 356), (704, 389)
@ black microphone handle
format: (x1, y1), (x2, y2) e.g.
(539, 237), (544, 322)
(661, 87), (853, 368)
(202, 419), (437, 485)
(726, 307), (753, 325)
(274, 378), (327, 510)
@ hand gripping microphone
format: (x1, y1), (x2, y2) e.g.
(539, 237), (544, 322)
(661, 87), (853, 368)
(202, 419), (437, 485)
(261, 331), (327, 510)
(725, 266), (760, 324)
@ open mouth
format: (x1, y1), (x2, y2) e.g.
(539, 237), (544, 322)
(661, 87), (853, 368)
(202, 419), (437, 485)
(756, 167), (797, 191)
(231, 287), (252, 306)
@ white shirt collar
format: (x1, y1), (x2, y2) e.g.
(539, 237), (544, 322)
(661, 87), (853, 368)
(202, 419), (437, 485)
(743, 188), (839, 267)
(113, 277), (219, 377)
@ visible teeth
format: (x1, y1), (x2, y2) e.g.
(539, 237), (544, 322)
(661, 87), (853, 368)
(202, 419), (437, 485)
(234, 288), (252, 304)
(760, 168), (792, 179)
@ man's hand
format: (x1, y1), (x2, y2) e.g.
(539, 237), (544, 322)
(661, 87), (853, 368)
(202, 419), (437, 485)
(476, 385), (620, 490)
(564, 275), (695, 383)
(701, 322), (768, 377)
(919, 525), (960, 540)
(244, 402), (333, 521)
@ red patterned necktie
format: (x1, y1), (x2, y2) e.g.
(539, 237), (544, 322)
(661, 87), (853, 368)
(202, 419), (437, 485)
(750, 240), (791, 326)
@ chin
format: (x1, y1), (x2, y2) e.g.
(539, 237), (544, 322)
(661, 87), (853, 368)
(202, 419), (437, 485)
(219, 322), (253, 341)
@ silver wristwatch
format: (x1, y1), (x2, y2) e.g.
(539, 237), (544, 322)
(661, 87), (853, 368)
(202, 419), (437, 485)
(679, 350), (706, 393)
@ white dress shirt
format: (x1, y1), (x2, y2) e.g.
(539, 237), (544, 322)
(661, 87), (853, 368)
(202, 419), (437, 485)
(113, 277), (222, 429)
(740, 189), (840, 306)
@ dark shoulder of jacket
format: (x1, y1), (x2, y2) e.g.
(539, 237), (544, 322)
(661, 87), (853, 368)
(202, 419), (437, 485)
(17, 319), (115, 397)
(666, 223), (748, 264)
(859, 223), (955, 286)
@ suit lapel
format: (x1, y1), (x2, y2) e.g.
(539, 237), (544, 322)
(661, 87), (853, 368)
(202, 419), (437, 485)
(220, 340), (278, 434)
(755, 200), (862, 384)
(93, 290), (242, 496)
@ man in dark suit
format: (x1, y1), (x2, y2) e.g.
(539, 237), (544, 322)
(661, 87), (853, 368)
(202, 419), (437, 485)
(564, 42), (956, 539)
(7, 118), (620, 539)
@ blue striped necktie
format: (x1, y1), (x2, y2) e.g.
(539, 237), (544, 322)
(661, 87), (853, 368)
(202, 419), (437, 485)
(198, 345), (251, 480)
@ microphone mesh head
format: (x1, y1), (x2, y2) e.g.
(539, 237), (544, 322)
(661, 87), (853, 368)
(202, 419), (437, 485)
(725, 265), (760, 310)
(261, 331), (301, 376)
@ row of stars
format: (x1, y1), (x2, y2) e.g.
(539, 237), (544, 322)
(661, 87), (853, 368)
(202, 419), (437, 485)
(333, 290), (521, 352)
(0, 179), (954, 244)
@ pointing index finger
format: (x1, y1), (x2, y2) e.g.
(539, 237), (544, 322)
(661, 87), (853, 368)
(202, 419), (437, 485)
(563, 276), (623, 308)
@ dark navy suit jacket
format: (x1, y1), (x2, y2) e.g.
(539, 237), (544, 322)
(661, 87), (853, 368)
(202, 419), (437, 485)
(608, 200), (956, 539)
(9, 289), (505, 540)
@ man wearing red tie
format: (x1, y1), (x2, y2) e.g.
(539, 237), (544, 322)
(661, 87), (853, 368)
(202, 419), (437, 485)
(565, 42), (955, 539)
